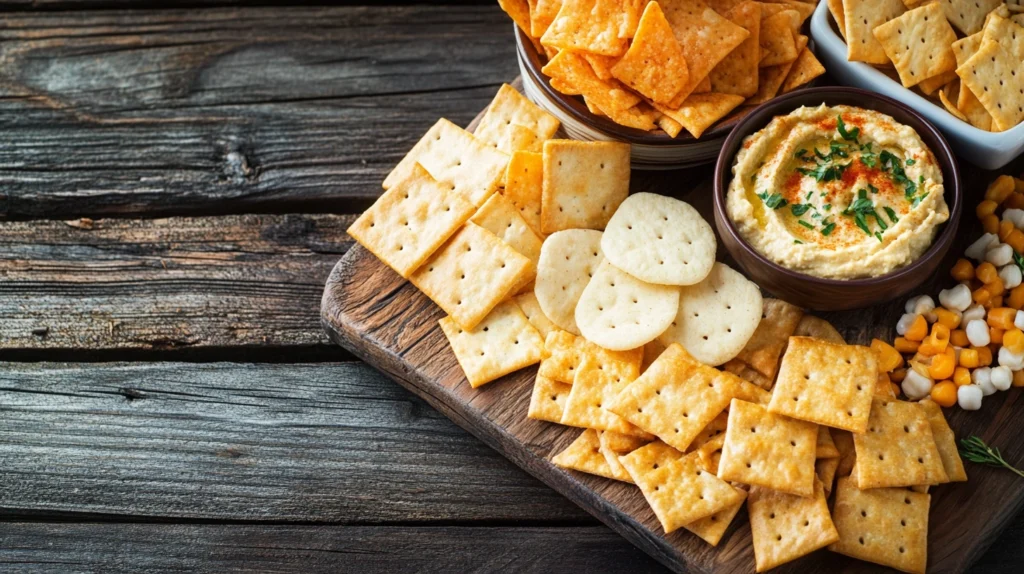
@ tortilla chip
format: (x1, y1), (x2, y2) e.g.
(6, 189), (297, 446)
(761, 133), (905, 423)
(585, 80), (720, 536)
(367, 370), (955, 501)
(654, 92), (745, 139)
(780, 47), (825, 93)
(611, 1), (691, 104)
(709, 1), (763, 97)
(660, 0), (751, 105)
(540, 0), (629, 56)
(759, 10), (799, 67)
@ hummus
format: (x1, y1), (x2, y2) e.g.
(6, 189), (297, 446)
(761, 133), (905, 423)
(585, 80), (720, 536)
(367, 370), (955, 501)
(726, 104), (949, 279)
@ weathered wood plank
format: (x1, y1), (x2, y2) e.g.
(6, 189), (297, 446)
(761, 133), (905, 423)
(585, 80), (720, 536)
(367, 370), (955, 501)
(0, 5), (517, 219)
(0, 361), (587, 522)
(0, 213), (352, 357)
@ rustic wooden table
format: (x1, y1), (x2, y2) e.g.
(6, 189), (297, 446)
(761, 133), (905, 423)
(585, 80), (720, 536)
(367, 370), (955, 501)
(0, 2), (1018, 572)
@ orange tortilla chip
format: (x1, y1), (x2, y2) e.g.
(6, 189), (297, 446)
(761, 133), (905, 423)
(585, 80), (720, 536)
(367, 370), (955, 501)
(654, 93), (745, 139)
(709, 1), (762, 98)
(661, 0), (751, 106)
(611, 2), (691, 104)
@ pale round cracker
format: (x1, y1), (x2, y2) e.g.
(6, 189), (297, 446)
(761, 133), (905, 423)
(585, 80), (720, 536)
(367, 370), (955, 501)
(575, 260), (679, 351)
(658, 262), (762, 366)
(535, 229), (604, 335)
(601, 193), (716, 286)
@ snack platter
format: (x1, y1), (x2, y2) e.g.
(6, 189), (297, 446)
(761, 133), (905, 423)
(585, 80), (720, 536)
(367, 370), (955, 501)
(323, 1), (1024, 571)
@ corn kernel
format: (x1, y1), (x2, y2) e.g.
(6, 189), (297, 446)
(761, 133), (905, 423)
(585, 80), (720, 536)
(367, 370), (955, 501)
(870, 339), (903, 372)
(953, 366), (972, 386)
(894, 337), (920, 353)
(1008, 230), (1024, 254)
(983, 214), (1001, 234)
(990, 327), (1005, 345)
(928, 352), (956, 380)
(933, 308), (961, 329)
(976, 346), (994, 366)
(973, 286), (992, 306)
(977, 200), (999, 219)
(930, 381), (958, 407)
(977, 262), (999, 283)
(950, 258), (975, 282)
(890, 368), (907, 383)
(959, 348), (980, 368)
(904, 315), (928, 341)
(987, 175), (1016, 203)
(1014, 370), (1024, 387)
(1000, 220), (1015, 241)
(950, 329), (969, 347)
(1008, 285), (1024, 309)
(988, 307), (1018, 329)
(1005, 328), (1024, 354)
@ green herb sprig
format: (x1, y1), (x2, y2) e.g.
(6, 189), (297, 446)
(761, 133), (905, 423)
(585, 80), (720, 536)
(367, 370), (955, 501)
(837, 114), (860, 142)
(959, 436), (1024, 478)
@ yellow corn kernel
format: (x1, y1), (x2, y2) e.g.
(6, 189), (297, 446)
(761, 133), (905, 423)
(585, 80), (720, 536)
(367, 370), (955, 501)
(894, 337), (919, 354)
(953, 366), (972, 386)
(950, 328), (969, 347)
(959, 348), (980, 368)
(1000, 220), (1015, 241)
(951, 258), (975, 282)
(904, 315), (928, 342)
(977, 200), (999, 219)
(870, 339), (904, 372)
(1014, 370), (1024, 388)
(977, 262), (999, 284)
(1008, 229), (1024, 254)
(976, 346), (994, 366)
(987, 174), (1016, 203)
(927, 352), (956, 380)
(1008, 192), (1024, 209)
(1008, 284), (1024, 309)
(933, 308), (961, 330)
(1006, 328), (1024, 354)
(983, 214), (1001, 234)
(973, 286), (992, 306)
(930, 381), (958, 407)
(890, 368), (907, 383)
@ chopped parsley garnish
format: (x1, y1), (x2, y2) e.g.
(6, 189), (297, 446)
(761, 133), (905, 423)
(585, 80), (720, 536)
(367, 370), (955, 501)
(805, 190), (814, 201)
(837, 114), (860, 142)
(875, 231), (884, 242)
(791, 203), (811, 216)
(884, 206), (899, 224)
(860, 151), (877, 168)
(860, 142), (873, 152)
(829, 141), (849, 158)
(867, 183), (879, 194)
(1014, 251), (1024, 272)
(906, 158), (916, 165)
(911, 192), (929, 208)
(824, 203), (832, 211)
(797, 162), (850, 182)
(794, 239), (803, 244)
(843, 189), (888, 237)
(798, 220), (814, 229)
(821, 222), (836, 236)
(758, 191), (788, 209)
(795, 148), (810, 161)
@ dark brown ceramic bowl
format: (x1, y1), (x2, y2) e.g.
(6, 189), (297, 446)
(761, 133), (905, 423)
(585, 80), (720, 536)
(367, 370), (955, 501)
(712, 87), (963, 311)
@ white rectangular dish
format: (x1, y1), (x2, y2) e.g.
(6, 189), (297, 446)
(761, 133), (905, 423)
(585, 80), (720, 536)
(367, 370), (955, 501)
(809, 0), (1024, 169)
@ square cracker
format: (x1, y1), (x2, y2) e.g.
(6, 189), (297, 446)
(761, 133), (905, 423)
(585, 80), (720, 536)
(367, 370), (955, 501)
(917, 70), (957, 96)
(504, 151), (544, 236)
(709, 1), (762, 98)
(983, 13), (1024, 59)
(759, 9), (799, 67)
(734, 298), (804, 379)
(348, 163), (475, 279)
(919, 399), (968, 482)
(611, 1), (691, 104)
(552, 428), (631, 481)
(695, 432), (726, 474)
(474, 84), (560, 153)
(562, 349), (649, 437)
(541, 140), (630, 233)
(471, 193), (544, 269)
(828, 0), (847, 39)
(439, 300), (545, 388)
(528, 373), (573, 423)
(598, 430), (646, 483)
(748, 481), (839, 572)
(817, 426), (840, 459)
(746, 34), (808, 105)
(514, 291), (557, 338)
(842, 0), (906, 64)
(723, 359), (775, 390)
(531, 0), (563, 37)
(540, 0), (629, 56)
(654, 93), (746, 139)
(383, 118), (508, 207)
(769, 337), (877, 433)
(853, 396), (949, 489)
(816, 456), (840, 495)
(619, 442), (745, 533)
(829, 477), (930, 574)
(959, 38), (1024, 131)
(606, 344), (767, 452)
(940, 0), (1002, 35)
(409, 222), (533, 331)
(873, 2), (957, 89)
(719, 399), (818, 497)
(660, 0), (751, 106)
(952, 32), (982, 67)
(684, 488), (748, 546)
(689, 411), (730, 452)
(542, 51), (642, 113)
(538, 330), (642, 383)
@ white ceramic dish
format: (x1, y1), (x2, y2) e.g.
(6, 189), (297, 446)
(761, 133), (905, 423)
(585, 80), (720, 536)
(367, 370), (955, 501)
(809, 0), (1024, 169)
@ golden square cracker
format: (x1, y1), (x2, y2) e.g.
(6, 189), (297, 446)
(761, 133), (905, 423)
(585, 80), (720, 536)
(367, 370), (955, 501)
(723, 359), (775, 390)
(828, 0), (847, 39)
(853, 397), (949, 489)
(842, 0), (907, 64)
(504, 151), (544, 236)
(952, 32), (982, 67)
(531, 0), (563, 37)
(540, 140), (630, 233)
(696, 432), (725, 474)
(816, 456), (840, 495)
(709, 1), (762, 98)
(684, 488), (748, 546)
(654, 92), (746, 139)
(959, 38), (1024, 131)
(540, 0), (629, 56)
(748, 481), (839, 572)
(610, 2), (691, 104)
(793, 315), (845, 344)
(958, 81), (993, 131)
(780, 47), (825, 93)
(917, 70), (957, 96)
(719, 399), (818, 496)
(919, 399), (968, 482)
(940, 82), (969, 122)
(829, 477), (930, 574)
(619, 443), (745, 533)
(471, 193), (544, 272)
(348, 163), (475, 279)
(528, 373), (573, 423)
(769, 337), (877, 433)
(552, 428), (630, 481)
(759, 9), (799, 67)
(939, 0), (1002, 35)
(660, 0), (751, 105)
(598, 430), (646, 483)
(409, 222), (533, 331)
(873, 3), (957, 88)
(982, 13), (1024, 59)
(542, 51), (642, 113)
(514, 291), (557, 338)
(734, 298), (804, 379)
(574, 260), (680, 351)
(689, 411), (730, 452)
(439, 300), (545, 388)
(817, 425), (840, 459)
(383, 118), (508, 207)
(475, 84), (560, 154)
(498, 0), (532, 34)
(561, 349), (648, 436)
(538, 330), (586, 383)
(833, 428), (857, 477)
(606, 344), (762, 452)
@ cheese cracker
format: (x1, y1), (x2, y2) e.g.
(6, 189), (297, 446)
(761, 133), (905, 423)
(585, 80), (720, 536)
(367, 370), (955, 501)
(541, 139), (631, 233)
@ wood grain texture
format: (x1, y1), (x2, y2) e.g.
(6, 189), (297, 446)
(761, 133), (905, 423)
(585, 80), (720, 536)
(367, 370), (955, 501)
(0, 5), (517, 219)
(323, 150), (1024, 572)
(0, 361), (585, 523)
(0, 214), (352, 357)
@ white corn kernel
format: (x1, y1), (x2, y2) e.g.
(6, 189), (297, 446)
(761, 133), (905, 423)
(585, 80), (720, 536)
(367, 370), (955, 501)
(964, 304), (987, 323)
(999, 347), (1024, 371)
(911, 295), (936, 322)
(966, 233), (999, 261)
(896, 313), (919, 336)
(966, 319), (992, 347)
(905, 296), (922, 314)
(1000, 264), (1023, 289)
(958, 384), (983, 410)
(992, 366), (1013, 391)
(973, 367), (997, 396)
(1004, 208), (1024, 229)
(1015, 310), (1024, 330)
(939, 284), (972, 312)
(986, 243), (1014, 266)
(902, 369), (934, 400)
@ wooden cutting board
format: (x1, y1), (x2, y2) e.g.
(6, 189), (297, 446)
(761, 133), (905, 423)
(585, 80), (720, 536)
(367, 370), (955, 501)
(321, 87), (1024, 573)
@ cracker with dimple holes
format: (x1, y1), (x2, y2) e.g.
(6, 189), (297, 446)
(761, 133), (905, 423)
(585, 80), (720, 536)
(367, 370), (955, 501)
(696, 433), (725, 474)
(733, 298), (804, 379)
(535, 229), (604, 335)
(768, 337), (876, 433)
(684, 485), (748, 546)
(817, 456), (840, 495)
(601, 193), (716, 286)
(504, 151), (544, 237)
(619, 442), (745, 533)
(538, 330), (643, 384)
(562, 349), (649, 437)
(541, 0), (629, 56)
(853, 396), (949, 489)
(575, 260), (679, 351)
(690, 412), (729, 452)
(873, 3), (957, 89)
(439, 300), (545, 388)
(471, 193), (544, 274)
(348, 163), (476, 279)
(514, 291), (557, 338)
(958, 38), (1024, 132)
(654, 93), (746, 139)
(718, 399), (818, 496)
(829, 477), (930, 574)
(528, 373), (573, 423)
(919, 399), (968, 482)
(410, 222), (533, 331)
(475, 84), (560, 154)
(610, 2), (690, 104)
(542, 51), (642, 114)
(759, 10), (799, 67)
(710, 1), (762, 98)
(781, 47), (825, 94)
(722, 359), (774, 390)
(541, 140), (631, 234)
(552, 428), (631, 481)
(598, 430), (647, 483)
(940, 0), (1001, 35)
(817, 425), (840, 459)
(606, 344), (768, 452)
(383, 118), (508, 207)
(748, 481), (839, 572)
(842, 0), (906, 64)
(982, 13), (1024, 60)
(659, 263), (763, 366)
(794, 315), (845, 344)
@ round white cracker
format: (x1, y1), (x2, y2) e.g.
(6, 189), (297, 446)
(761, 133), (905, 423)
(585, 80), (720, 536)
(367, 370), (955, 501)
(535, 229), (604, 335)
(658, 262), (762, 366)
(575, 260), (680, 351)
(601, 193), (716, 286)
